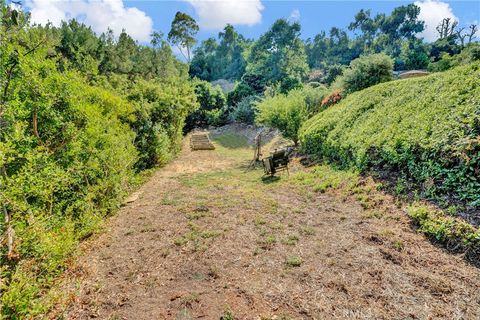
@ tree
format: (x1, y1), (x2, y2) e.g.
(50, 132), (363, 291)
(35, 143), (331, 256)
(467, 24), (478, 43)
(348, 9), (378, 51)
(456, 24), (478, 47)
(305, 32), (328, 68)
(231, 95), (258, 124)
(189, 25), (247, 81)
(184, 81), (226, 130)
(217, 24), (247, 80)
(337, 53), (393, 94)
(379, 4), (424, 41)
(115, 31), (138, 74)
(227, 71), (267, 107)
(168, 11), (199, 62)
(248, 19), (309, 93)
(56, 20), (100, 74)
(436, 18), (458, 40)
(400, 39), (429, 70)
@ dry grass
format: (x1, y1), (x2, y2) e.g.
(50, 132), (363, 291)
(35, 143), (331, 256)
(57, 127), (480, 319)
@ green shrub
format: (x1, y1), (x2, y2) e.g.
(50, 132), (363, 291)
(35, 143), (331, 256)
(231, 95), (258, 124)
(185, 80), (225, 130)
(227, 72), (266, 107)
(407, 204), (480, 260)
(400, 39), (430, 70)
(336, 53), (393, 94)
(0, 9), (197, 316)
(428, 53), (453, 72)
(256, 86), (327, 144)
(1, 68), (138, 316)
(127, 79), (198, 170)
(429, 43), (480, 72)
(323, 64), (345, 85)
(256, 91), (307, 145)
(300, 62), (480, 207)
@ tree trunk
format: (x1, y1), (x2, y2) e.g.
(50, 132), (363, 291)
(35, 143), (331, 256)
(1, 166), (14, 258)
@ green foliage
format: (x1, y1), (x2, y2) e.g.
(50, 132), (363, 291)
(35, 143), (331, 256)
(428, 53), (453, 72)
(127, 79), (198, 169)
(429, 36), (461, 62)
(230, 95), (258, 124)
(256, 86), (327, 145)
(1, 68), (138, 316)
(336, 53), (394, 94)
(300, 62), (480, 206)
(256, 91), (306, 145)
(302, 85), (329, 114)
(305, 28), (358, 69)
(429, 43), (480, 72)
(286, 255), (303, 267)
(247, 19), (309, 93)
(407, 204), (480, 260)
(0, 5), (197, 317)
(323, 64), (345, 85)
(53, 19), (185, 80)
(226, 71), (267, 108)
(305, 4), (424, 75)
(189, 24), (248, 81)
(255, 85), (328, 143)
(185, 81), (226, 130)
(399, 39), (430, 70)
(167, 11), (199, 62)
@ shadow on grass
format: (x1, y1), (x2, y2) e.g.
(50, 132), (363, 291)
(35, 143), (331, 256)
(261, 176), (281, 184)
(212, 133), (250, 149)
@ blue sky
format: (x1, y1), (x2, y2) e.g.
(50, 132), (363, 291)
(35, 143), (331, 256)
(131, 1), (480, 42)
(24, 0), (480, 44)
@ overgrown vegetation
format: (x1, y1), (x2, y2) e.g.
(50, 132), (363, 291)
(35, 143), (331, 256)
(189, 5), (478, 128)
(334, 53), (393, 94)
(0, 4), (196, 317)
(407, 204), (480, 261)
(300, 62), (480, 208)
(256, 85), (327, 145)
(1, 0), (479, 316)
(184, 80), (227, 130)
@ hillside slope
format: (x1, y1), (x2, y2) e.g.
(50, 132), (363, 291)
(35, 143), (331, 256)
(300, 62), (480, 207)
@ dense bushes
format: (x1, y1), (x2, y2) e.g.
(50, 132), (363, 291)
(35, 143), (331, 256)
(184, 81), (226, 131)
(126, 79), (198, 169)
(231, 95), (258, 124)
(256, 85), (327, 145)
(1, 69), (137, 315)
(0, 7), (197, 317)
(428, 43), (480, 72)
(407, 204), (480, 261)
(300, 62), (480, 207)
(335, 53), (394, 94)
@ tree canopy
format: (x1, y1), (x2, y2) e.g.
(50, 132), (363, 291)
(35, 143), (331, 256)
(168, 11), (199, 62)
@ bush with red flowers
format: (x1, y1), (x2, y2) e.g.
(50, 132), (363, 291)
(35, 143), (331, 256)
(321, 90), (342, 108)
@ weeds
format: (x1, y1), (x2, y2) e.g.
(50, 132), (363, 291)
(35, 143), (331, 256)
(283, 234), (299, 246)
(286, 255), (303, 267)
(407, 204), (480, 260)
(220, 306), (236, 320)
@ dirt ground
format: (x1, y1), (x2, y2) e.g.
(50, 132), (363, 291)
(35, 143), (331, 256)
(60, 127), (480, 320)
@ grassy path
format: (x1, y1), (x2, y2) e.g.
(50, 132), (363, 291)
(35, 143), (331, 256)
(62, 129), (480, 319)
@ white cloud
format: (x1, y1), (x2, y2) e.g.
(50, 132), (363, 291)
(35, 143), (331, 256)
(26, 0), (153, 42)
(415, 0), (458, 42)
(185, 0), (264, 30)
(289, 9), (300, 22)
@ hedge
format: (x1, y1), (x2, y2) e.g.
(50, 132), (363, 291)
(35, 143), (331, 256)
(300, 62), (480, 207)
